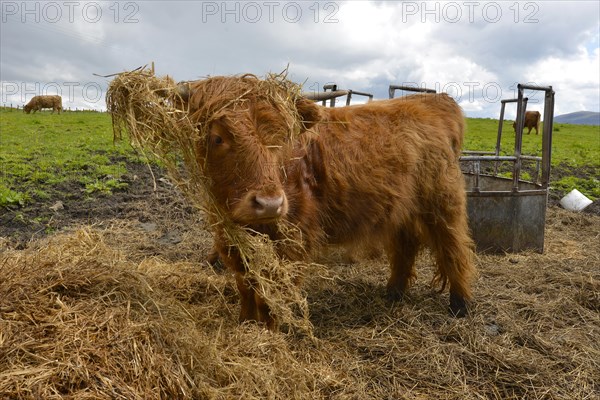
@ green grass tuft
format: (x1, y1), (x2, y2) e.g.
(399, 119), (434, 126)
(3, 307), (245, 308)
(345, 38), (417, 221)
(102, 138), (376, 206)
(552, 177), (600, 201)
(0, 184), (29, 208)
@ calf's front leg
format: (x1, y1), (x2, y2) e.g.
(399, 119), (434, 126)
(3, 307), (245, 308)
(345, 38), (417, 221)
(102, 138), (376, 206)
(234, 272), (276, 329)
(214, 235), (276, 329)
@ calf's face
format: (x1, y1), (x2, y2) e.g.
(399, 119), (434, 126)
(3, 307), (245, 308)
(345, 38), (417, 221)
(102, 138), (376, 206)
(201, 98), (320, 225)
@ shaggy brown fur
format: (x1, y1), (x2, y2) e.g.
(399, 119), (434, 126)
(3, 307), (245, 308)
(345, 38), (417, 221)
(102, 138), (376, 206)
(187, 75), (476, 328)
(23, 95), (63, 114)
(513, 110), (541, 134)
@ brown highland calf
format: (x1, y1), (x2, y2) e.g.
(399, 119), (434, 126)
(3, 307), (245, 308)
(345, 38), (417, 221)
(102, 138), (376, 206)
(23, 95), (63, 114)
(513, 110), (541, 134)
(185, 75), (476, 329)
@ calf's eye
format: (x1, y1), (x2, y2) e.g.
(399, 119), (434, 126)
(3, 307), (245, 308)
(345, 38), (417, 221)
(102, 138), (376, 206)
(214, 135), (223, 145)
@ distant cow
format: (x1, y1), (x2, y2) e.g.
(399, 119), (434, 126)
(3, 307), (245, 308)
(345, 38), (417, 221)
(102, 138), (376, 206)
(183, 75), (476, 329)
(513, 111), (541, 135)
(23, 95), (63, 114)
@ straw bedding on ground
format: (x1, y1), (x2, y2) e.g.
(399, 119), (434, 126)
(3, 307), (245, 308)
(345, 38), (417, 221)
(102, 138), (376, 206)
(1, 206), (598, 399)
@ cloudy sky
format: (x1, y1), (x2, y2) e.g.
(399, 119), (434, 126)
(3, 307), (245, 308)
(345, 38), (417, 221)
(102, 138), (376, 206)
(1, 1), (599, 118)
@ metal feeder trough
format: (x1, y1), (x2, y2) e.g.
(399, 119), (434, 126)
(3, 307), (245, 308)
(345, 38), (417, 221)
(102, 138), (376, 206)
(460, 84), (555, 253)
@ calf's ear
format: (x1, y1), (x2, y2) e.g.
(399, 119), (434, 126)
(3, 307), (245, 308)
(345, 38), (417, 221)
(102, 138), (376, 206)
(295, 98), (322, 132)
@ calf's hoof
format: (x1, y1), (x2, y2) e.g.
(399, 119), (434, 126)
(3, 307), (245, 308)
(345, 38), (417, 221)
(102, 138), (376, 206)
(207, 250), (225, 271)
(449, 293), (468, 318)
(385, 286), (405, 303)
(239, 312), (278, 331)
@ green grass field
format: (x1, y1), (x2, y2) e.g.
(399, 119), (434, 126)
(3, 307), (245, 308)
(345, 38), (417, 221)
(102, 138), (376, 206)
(0, 107), (137, 208)
(465, 118), (600, 166)
(465, 118), (600, 199)
(1, 107), (599, 210)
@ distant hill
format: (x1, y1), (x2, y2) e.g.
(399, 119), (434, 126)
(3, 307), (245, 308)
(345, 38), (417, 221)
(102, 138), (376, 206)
(554, 111), (600, 126)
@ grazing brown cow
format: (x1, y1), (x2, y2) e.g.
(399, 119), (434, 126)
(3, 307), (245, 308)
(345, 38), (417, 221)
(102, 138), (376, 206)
(513, 110), (541, 134)
(186, 75), (475, 328)
(23, 95), (63, 114)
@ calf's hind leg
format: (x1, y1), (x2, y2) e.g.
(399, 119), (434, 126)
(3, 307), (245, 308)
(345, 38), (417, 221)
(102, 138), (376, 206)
(385, 229), (419, 301)
(426, 208), (476, 317)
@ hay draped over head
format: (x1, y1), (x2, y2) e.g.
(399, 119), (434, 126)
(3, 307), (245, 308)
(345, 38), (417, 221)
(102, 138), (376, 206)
(106, 66), (312, 333)
(106, 67), (202, 200)
(186, 73), (305, 143)
(106, 67), (305, 211)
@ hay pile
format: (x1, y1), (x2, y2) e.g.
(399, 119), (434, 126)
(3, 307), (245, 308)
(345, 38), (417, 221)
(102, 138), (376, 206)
(106, 67), (312, 333)
(1, 207), (599, 399)
(0, 229), (200, 398)
(0, 225), (322, 399)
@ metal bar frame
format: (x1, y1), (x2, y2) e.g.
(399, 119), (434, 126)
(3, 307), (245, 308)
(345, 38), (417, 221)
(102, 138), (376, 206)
(495, 98), (527, 174)
(517, 84), (554, 189)
(345, 90), (374, 106)
(388, 84), (436, 99)
(309, 84), (373, 107)
(461, 84), (554, 193)
(322, 84), (338, 107)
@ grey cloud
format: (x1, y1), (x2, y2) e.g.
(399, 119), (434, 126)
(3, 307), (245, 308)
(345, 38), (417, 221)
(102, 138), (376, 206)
(1, 0), (597, 118)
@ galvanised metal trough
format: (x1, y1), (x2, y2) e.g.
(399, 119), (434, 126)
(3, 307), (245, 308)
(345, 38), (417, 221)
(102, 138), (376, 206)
(460, 84), (555, 253)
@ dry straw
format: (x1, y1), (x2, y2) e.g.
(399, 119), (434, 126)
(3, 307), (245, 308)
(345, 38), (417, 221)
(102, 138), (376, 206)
(1, 208), (599, 399)
(0, 225), (318, 399)
(106, 66), (312, 334)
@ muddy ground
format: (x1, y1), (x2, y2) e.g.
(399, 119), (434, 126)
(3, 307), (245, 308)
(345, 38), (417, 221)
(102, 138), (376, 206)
(0, 161), (198, 250)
